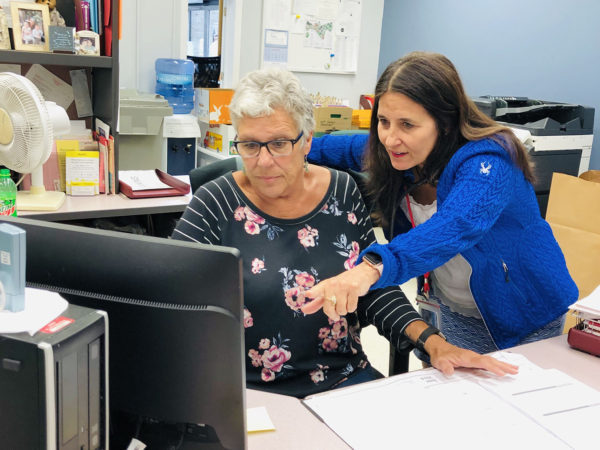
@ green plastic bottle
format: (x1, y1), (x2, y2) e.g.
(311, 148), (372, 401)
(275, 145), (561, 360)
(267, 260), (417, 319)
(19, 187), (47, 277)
(0, 169), (17, 216)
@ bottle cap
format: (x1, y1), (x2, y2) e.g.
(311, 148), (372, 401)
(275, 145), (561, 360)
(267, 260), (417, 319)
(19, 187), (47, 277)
(0, 169), (10, 177)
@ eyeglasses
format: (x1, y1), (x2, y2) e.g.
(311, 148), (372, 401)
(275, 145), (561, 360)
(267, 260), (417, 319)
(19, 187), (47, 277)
(233, 131), (304, 159)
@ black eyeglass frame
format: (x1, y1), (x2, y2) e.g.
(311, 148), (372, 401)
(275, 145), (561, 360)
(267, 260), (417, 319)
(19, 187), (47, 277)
(232, 131), (304, 158)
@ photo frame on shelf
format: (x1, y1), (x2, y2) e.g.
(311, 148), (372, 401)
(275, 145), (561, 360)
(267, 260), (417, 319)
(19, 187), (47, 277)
(0, 6), (10, 50)
(75, 30), (100, 56)
(10, 2), (50, 52)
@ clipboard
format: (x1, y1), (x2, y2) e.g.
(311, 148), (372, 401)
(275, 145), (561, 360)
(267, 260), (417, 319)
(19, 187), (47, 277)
(119, 169), (190, 199)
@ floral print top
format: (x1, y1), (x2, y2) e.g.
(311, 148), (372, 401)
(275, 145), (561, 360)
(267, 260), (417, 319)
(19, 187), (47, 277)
(173, 169), (421, 398)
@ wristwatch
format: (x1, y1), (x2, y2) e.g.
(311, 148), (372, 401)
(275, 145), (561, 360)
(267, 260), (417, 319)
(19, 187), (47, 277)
(362, 252), (383, 276)
(414, 325), (446, 353)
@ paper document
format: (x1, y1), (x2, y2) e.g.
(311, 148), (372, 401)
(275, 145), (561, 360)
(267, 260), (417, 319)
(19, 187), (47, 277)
(570, 284), (600, 317)
(303, 352), (599, 449)
(0, 288), (68, 335)
(119, 170), (171, 191)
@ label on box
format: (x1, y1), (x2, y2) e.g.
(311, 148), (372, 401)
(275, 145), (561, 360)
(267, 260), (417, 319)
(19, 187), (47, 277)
(40, 316), (75, 334)
(1, 250), (10, 265)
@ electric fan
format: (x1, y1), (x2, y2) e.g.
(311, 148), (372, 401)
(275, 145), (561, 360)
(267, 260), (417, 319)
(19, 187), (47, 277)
(0, 72), (70, 210)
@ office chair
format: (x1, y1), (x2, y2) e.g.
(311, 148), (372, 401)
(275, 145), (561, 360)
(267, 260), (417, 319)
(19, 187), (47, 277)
(188, 157), (243, 194)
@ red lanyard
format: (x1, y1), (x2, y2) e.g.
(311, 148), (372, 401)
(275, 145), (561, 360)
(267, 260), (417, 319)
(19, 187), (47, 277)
(405, 195), (431, 296)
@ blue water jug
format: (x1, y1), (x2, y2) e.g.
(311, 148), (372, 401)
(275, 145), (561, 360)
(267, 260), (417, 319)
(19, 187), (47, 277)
(155, 58), (195, 114)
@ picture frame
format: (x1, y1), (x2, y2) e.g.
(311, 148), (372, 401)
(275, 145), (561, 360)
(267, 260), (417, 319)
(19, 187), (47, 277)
(10, 2), (50, 52)
(0, 6), (10, 50)
(75, 30), (100, 56)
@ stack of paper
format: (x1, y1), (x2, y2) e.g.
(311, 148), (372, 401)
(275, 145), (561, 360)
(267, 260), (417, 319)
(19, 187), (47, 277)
(303, 352), (600, 449)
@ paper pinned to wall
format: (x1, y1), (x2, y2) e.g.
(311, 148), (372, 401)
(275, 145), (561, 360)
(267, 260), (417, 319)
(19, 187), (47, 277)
(262, 0), (362, 73)
(25, 64), (74, 111)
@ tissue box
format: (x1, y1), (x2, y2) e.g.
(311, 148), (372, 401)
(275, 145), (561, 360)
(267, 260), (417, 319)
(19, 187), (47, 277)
(0, 223), (26, 312)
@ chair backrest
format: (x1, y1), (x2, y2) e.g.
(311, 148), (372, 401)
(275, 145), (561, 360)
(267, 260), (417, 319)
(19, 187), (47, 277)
(189, 157), (243, 193)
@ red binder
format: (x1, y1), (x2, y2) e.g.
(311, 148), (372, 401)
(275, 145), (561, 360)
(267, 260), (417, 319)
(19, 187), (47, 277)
(119, 169), (190, 199)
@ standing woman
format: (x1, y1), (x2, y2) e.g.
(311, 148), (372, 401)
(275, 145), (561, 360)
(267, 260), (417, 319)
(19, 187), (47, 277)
(303, 52), (577, 356)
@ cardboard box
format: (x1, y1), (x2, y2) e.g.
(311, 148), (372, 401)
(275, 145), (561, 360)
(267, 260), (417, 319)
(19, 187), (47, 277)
(313, 106), (352, 133)
(196, 88), (234, 124)
(202, 124), (238, 155)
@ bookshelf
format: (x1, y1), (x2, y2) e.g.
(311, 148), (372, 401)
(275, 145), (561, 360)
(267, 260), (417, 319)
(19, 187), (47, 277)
(0, 0), (120, 190)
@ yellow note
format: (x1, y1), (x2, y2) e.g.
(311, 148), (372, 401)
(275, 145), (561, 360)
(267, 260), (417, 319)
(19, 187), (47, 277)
(246, 407), (275, 433)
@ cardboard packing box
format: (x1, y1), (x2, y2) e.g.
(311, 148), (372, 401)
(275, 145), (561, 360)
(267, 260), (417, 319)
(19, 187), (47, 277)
(545, 171), (600, 331)
(203, 124), (238, 155)
(196, 88), (234, 124)
(313, 106), (352, 133)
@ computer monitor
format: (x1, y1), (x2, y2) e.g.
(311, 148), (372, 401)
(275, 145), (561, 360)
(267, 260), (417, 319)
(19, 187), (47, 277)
(0, 216), (246, 449)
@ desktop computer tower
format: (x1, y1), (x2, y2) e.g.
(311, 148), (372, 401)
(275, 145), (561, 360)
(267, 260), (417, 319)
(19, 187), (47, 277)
(0, 303), (108, 450)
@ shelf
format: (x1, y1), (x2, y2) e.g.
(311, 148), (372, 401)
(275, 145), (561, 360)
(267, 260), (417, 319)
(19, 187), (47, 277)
(0, 50), (113, 68)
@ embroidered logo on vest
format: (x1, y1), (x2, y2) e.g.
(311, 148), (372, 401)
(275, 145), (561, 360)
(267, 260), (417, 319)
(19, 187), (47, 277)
(480, 162), (492, 175)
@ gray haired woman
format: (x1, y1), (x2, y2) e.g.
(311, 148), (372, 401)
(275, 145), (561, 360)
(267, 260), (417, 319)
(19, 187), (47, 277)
(173, 68), (516, 398)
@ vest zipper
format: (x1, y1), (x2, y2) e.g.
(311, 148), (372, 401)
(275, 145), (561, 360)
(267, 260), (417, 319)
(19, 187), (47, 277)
(502, 260), (510, 282)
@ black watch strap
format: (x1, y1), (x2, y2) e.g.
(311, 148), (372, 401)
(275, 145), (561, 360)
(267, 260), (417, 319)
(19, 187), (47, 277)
(414, 325), (445, 352)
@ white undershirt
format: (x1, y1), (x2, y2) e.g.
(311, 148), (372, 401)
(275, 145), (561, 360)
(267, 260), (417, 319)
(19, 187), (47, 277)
(399, 195), (481, 318)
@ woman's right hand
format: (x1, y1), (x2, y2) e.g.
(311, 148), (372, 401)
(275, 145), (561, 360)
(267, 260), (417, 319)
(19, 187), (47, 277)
(302, 262), (381, 320)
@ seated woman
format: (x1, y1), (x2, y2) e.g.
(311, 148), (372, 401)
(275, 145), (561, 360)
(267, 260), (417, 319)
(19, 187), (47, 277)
(172, 68), (516, 398)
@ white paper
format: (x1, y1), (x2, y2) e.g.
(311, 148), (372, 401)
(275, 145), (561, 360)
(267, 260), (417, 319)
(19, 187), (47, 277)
(0, 63), (21, 74)
(303, 353), (596, 449)
(263, 0), (291, 29)
(66, 152), (99, 196)
(570, 284), (600, 316)
(119, 170), (170, 191)
(25, 64), (74, 110)
(162, 114), (202, 138)
(70, 69), (93, 118)
(0, 288), (68, 335)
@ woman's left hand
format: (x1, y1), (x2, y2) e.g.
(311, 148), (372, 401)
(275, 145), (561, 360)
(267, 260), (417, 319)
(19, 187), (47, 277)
(426, 335), (519, 376)
(302, 262), (380, 320)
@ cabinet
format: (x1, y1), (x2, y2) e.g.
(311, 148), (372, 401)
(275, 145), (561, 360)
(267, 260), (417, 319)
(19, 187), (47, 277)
(0, 0), (120, 189)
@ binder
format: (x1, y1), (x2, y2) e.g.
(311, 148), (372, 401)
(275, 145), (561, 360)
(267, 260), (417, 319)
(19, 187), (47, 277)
(119, 169), (190, 199)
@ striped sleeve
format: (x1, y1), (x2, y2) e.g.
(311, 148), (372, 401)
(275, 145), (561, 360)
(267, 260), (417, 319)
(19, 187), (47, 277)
(172, 176), (239, 245)
(357, 286), (422, 353)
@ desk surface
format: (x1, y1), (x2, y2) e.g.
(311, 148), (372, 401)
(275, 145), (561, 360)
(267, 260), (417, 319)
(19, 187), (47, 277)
(246, 334), (599, 449)
(18, 192), (192, 221)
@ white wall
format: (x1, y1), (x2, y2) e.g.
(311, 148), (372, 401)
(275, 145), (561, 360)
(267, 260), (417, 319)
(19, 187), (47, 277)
(119, 0), (188, 93)
(222, 0), (384, 108)
(121, 0), (384, 109)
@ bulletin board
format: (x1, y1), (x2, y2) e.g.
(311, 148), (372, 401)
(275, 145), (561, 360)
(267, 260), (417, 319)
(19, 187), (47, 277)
(261, 0), (362, 74)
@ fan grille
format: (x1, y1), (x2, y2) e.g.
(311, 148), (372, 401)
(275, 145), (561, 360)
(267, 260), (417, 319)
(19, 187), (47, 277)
(0, 73), (53, 174)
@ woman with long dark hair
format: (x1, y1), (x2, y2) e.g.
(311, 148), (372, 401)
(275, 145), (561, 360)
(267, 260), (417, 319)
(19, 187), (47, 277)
(303, 52), (576, 357)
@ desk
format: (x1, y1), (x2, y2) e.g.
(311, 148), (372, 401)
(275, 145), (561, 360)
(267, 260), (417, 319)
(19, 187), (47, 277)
(508, 333), (600, 390)
(18, 192), (192, 222)
(246, 389), (350, 449)
(246, 335), (598, 449)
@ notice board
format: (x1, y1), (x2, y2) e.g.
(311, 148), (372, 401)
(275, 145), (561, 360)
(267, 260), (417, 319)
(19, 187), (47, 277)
(261, 0), (362, 74)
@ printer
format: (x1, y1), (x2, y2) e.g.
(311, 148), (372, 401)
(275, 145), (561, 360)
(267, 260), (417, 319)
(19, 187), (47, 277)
(472, 96), (595, 216)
